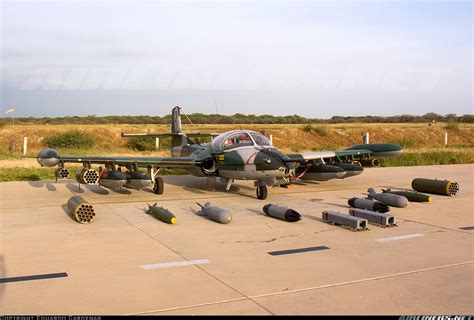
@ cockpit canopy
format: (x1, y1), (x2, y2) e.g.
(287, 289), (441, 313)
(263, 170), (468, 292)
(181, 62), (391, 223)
(211, 130), (271, 152)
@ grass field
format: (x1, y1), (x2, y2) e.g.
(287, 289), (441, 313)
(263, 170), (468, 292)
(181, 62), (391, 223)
(0, 122), (472, 181)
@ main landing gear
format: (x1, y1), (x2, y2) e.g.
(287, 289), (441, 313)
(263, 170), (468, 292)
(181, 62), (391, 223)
(153, 176), (164, 194)
(256, 185), (268, 200)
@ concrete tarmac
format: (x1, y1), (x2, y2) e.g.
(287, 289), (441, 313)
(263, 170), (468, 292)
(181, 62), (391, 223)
(0, 164), (472, 315)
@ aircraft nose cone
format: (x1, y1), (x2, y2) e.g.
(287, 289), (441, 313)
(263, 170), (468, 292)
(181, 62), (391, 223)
(37, 148), (60, 167)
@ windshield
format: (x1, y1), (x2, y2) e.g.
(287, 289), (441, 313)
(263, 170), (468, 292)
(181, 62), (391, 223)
(250, 132), (271, 146)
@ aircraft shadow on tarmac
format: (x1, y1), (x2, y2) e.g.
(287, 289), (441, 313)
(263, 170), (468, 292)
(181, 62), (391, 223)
(65, 183), (109, 195)
(27, 180), (57, 192)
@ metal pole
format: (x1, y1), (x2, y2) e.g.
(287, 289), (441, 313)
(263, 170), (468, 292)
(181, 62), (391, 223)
(23, 136), (28, 156)
(363, 132), (369, 144)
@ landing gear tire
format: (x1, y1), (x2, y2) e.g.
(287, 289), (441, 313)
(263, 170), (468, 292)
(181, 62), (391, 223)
(256, 185), (268, 200)
(153, 177), (164, 195)
(351, 160), (362, 167)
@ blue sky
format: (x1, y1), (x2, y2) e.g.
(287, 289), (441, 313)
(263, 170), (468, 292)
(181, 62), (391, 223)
(1, 0), (472, 118)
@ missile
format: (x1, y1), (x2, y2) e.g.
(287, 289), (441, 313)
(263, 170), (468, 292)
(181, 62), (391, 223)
(262, 203), (302, 222)
(348, 197), (390, 213)
(67, 196), (96, 224)
(124, 171), (153, 190)
(382, 189), (432, 202)
(196, 202), (232, 224)
(295, 164), (346, 181)
(99, 170), (127, 189)
(411, 178), (459, 196)
(333, 163), (364, 178)
(366, 187), (408, 208)
(146, 203), (176, 224)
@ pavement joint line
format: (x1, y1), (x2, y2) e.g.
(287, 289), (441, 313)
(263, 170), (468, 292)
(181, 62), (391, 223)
(124, 297), (250, 315)
(110, 206), (275, 315)
(399, 218), (474, 235)
(124, 260), (474, 315)
(248, 260), (474, 300)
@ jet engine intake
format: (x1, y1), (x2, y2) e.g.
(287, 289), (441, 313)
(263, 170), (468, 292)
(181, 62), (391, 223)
(201, 158), (217, 175)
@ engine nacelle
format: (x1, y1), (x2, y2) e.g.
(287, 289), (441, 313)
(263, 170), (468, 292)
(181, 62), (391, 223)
(76, 169), (100, 185)
(99, 170), (127, 189)
(55, 167), (70, 179)
(124, 171), (153, 190)
(201, 158), (217, 176)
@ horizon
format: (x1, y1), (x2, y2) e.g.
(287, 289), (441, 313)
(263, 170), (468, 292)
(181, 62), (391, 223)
(1, 1), (472, 118)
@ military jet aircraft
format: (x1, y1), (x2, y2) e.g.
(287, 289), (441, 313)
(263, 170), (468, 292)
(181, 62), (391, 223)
(36, 106), (403, 200)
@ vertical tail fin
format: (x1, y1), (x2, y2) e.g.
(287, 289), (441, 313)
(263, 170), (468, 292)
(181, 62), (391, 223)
(171, 106), (187, 148)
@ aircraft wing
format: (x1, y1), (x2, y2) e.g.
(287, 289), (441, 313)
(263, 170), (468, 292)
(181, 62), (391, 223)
(36, 149), (200, 169)
(285, 151), (337, 164)
(285, 143), (403, 164)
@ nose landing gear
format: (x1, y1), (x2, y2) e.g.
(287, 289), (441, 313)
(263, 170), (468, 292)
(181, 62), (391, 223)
(256, 185), (268, 200)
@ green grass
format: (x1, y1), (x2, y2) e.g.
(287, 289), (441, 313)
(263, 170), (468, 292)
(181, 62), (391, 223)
(0, 167), (56, 182)
(380, 150), (474, 167)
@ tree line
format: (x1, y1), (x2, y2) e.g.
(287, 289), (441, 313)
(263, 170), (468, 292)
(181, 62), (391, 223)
(1, 112), (473, 125)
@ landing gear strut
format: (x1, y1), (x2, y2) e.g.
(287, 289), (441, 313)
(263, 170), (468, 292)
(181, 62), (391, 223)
(256, 185), (268, 200)
(153, 176), (164, 195)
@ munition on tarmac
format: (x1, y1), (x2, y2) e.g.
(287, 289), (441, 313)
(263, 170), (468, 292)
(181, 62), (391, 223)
(349, 208), (397, 228)
(366, 188), (408, 208)
(146, 203), (176, 224)
(67, 196), (95, 224)
(382, 189), (432, 202)
(411, 178), (459, 196)
(263, 204), (301, 222)
(348, 197), (390, 213)
(322, 210), (368, 232)
(196, 202), (232, 224)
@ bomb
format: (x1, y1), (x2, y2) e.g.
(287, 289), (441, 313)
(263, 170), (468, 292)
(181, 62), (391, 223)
(196, 202), (232, 224)
(366, 188), (408, 208)
(262, 204), (302, 222)
(67, 196), (96, 224)
(348, 197), (390, 213)
(382, 189), (432, 202)
(146, 203), (176, 224)
(411, 178), (459, 196)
